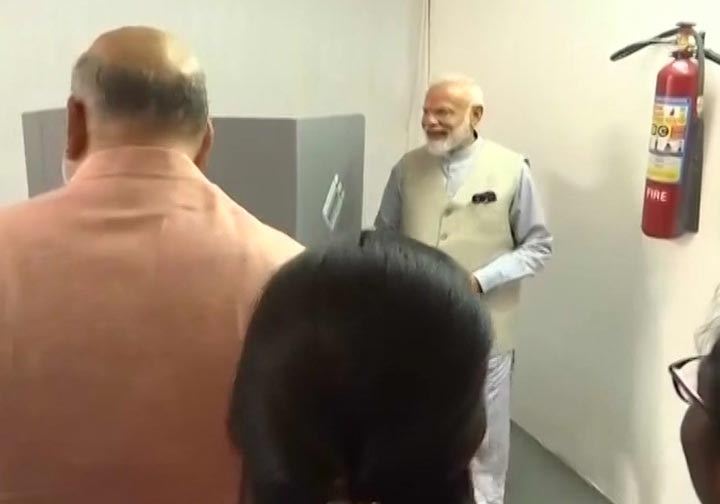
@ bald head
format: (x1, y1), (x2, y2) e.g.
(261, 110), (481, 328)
(62, 27), (214, 178)
(87, 26), (202, 75)
(70, 26), (208, 138)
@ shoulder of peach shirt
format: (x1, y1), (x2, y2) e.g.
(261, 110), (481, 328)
(264, 223), (305, 264)
(0, 187), (67, 231)
(212, 187), (305, 266)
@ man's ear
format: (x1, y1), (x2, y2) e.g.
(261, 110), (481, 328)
(194, 119), (214, 172)
(470, 105), (484, 128)
(66, 97), (88, 161)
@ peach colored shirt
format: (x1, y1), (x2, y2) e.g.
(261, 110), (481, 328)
(0, 147), (303, 504)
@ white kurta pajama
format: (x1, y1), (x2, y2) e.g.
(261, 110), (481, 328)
(375, 136), (552, 504)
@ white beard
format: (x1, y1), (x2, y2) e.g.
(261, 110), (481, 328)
(425, 123), (474, 157)
(426, 137), (455, 156)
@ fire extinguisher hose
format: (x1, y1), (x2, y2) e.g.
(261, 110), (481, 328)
(705, 48), (720, 65)
(610, 27), (680, 62)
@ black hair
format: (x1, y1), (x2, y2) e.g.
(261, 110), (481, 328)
(71, 53), (208, 135)
(228, 230), (492, 504)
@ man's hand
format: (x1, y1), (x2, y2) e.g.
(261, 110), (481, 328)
(470, 274), (483, 294)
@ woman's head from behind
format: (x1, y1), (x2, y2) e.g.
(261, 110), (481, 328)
(229, 230), (492, 504)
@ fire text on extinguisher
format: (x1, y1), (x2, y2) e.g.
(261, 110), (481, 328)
(646, 187), (669, 202)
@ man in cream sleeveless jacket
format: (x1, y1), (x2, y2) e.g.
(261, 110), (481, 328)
(375, 76), (553, 504)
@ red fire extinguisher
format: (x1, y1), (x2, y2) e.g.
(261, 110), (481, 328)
(611, 23), (720, 238)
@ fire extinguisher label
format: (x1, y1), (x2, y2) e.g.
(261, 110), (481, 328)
(647, 96), (691, 183)
(647, 155), (683, 183)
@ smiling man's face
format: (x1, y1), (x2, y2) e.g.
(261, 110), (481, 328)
(421, 83), (482, 156)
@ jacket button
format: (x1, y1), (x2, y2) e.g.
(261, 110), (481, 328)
(440, 233), (448, 240)
(443, 208), (453, 217)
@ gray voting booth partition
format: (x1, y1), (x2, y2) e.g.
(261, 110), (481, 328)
(22, 110), (365, 247)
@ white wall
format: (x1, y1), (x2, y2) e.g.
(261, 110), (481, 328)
(431, 1), (720, 503)
(0, 0), (426, 225)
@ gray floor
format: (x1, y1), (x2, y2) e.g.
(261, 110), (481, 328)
(507, 424), (612, 504)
